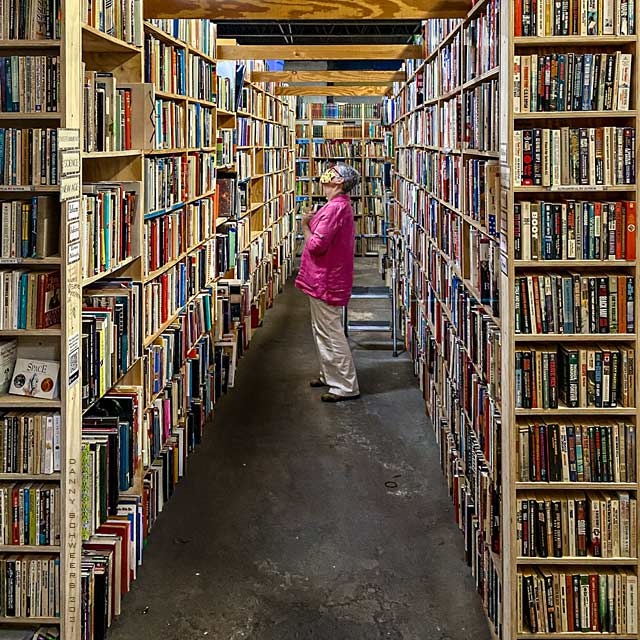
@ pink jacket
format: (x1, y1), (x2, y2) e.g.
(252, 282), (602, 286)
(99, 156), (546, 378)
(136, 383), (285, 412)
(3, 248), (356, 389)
(295, 194), (355, 306)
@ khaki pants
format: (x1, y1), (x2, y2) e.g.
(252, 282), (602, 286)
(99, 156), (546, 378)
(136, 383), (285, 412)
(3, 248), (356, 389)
(309, 296), (359, 397)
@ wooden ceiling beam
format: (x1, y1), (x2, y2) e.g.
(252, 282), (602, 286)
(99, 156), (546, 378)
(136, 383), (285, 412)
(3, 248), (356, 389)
(217, 44), (422, 60)
(144, 0), (470, 20)
(251, 70), (405, 84)
(275, 85), (390, 96)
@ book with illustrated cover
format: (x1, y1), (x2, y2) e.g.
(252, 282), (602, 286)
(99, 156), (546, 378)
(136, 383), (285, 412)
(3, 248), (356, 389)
(9, 356), (59, 399)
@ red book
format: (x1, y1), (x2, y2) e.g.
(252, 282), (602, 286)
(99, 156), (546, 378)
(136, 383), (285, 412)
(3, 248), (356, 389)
(124, 89), (132, 150)
(615, 200), (625, 259)
(11, 486), (19, 544)
(625, 200), (636, 260)
(515, 0), (523, 36)
(589, 574), (599, 631)
(566, 575), (575, 631)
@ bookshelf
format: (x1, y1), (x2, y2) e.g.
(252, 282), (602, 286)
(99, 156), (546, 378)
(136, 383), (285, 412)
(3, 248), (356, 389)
(0, 8), (295, 639)
(295, 101), (387, 256)
(388, 0), (640, 638)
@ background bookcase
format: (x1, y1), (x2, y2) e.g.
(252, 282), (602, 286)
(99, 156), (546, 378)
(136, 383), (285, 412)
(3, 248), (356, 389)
(295, 102), (387, 256)
(387, 0), (640, 638)
(0, 8), (296, 639)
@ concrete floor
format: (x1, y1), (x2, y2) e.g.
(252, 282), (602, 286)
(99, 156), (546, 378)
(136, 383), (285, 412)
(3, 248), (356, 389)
(108, 261), (492, 640)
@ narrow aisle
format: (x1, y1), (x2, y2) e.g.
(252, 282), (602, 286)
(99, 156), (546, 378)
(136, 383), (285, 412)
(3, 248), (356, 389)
(109, 267), (491, 640)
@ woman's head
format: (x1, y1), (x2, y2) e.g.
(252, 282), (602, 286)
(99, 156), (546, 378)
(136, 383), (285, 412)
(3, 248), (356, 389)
(319, 163), (360, 198)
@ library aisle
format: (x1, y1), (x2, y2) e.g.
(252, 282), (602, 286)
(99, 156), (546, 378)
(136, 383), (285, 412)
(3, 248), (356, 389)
(107, 262), (491, 640)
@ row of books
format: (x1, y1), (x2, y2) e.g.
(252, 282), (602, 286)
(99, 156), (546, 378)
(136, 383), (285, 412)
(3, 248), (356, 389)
(216, 128), (234, 167)
(0, 556), (59, 618)
(0, 128), (58, 186)
(312, 141), (362, 158)
(142, 248), (209, 338)
(154, 98), (185, 150)
(186, 53), (215, 103)
(144, 35), (186, 96)
(440, 34), (461, 96)
(311, 124), (361, 139)
(0, 484), (60, 546)
(296, 103), (382, 120)
(2, 0), (60, 40)
(464, 80), (499, 153)
(515, 0), (636, 36)
(514, 273), (635, 334)
(513, 126), (636, 187)
(83, 71), (134, 154)
(82, 182), (138, 281)
(518, 421), (637, 483)
(82, 280), (142, 409)
(518, 569), (638, 633)
(146, 19), (217, 58)
(84, 0), (143, 45)
(0, 269), (60, 329)
(144, 198), (214, 276)
(0, 56), (59, 113)
(514, 52), (633, 113)
(514, 199), (637, 261)
(514, 346), (636, 409)
(187, 103), (214, 149)
(0, 411), (61, 475)
(517, 492), (636, 558)
(0, 196), (57, 260)
(463, 0), (498, 82)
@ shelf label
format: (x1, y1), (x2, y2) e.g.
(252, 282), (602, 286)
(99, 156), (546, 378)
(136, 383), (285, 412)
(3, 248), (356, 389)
(58, 128), (81, 202)
(68, 332), (80, 386)
(66, 199), (81, 264)
(61, 149), (80, 178)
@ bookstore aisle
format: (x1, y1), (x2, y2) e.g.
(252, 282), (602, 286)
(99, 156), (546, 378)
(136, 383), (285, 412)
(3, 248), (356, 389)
(106, 263), (491, 640)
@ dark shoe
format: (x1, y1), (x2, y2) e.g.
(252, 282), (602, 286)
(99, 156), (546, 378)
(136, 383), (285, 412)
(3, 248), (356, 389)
(310, 378), (328, 388)
(321, 392), (361, 403)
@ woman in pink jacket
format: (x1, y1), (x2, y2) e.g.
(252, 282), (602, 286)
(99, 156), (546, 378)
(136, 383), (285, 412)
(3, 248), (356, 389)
(295, 162), (360, 402)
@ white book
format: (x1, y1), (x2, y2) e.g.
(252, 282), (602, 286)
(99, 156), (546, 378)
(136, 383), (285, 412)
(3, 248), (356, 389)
(628, 575), (638, 633)
(514, 55), (522, 113)
(0, 338), (16, 394)
(522, 201), (532, 260)
(514, 130), (523, 187)
(603, 0), (615, 33)
(9, 357), (60, 399)
(530, 54), (538, 112)
(603, 126), (612, 185)
(551, 129), (561, 186)
(53, 413), (61, 472)
(617, 53), (632, 110)
(542, 129), (551, 187)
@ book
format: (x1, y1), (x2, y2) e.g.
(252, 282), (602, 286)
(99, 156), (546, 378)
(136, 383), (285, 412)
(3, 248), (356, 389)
(9, 356), (60, 399)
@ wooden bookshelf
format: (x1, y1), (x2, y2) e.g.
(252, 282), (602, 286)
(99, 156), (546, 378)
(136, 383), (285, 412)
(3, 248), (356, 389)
(388, 1), (640, 639)
(294, 103), (387, 256)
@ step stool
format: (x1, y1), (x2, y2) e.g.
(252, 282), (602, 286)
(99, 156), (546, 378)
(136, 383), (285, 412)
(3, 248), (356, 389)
(342, 285), (399, 357)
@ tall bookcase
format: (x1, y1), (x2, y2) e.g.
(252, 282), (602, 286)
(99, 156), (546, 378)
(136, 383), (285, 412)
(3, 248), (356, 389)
(295, 102), (386, 256)
(389, 1), (640, 638)
(0, 7), (296, 639)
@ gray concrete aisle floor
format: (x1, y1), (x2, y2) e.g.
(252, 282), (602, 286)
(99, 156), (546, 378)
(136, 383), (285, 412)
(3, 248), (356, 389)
(108, 263), (492, 640)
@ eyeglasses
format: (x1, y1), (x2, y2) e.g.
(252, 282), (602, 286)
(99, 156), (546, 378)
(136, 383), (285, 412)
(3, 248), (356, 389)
(319, 167), (342, 184)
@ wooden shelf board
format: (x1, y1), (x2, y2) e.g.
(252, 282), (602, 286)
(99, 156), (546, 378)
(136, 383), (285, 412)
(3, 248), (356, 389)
(0, 396), (60, 408)
(461, 65), (500, 91)
(515, 260), (636, 268)
(0, 473), (61, 481)
(144, 238), (209, 283)
(82, 24), (141, 54)
(189, 96), (217, 108)
(515, 407), (636, 415)
(0, 326), (61, 336)
(82, 255), (137, 287)
(145, 148), (190, 155)
(153, 88), (187, 102)
(514, 333), (636, 342)
(83, 149), (142, 159)
(0, 256), (62, 268)
(514, 35), (637, 45)
(0, 39), (60, 48)
(0, 112), (61, 119)
(0, 617), (59, 624)
(0, 545), (61, 553)
(514, 184), (635, 192)
(143, 21), (187, 49)
(516, 556), (638, 565)
(514, 110), (638, 120)
(516, 482), (638, 490)
(0, 185), (58, 193)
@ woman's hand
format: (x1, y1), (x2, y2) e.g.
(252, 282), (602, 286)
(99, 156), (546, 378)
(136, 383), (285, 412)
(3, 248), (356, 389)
(301, 212), (314, 226)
